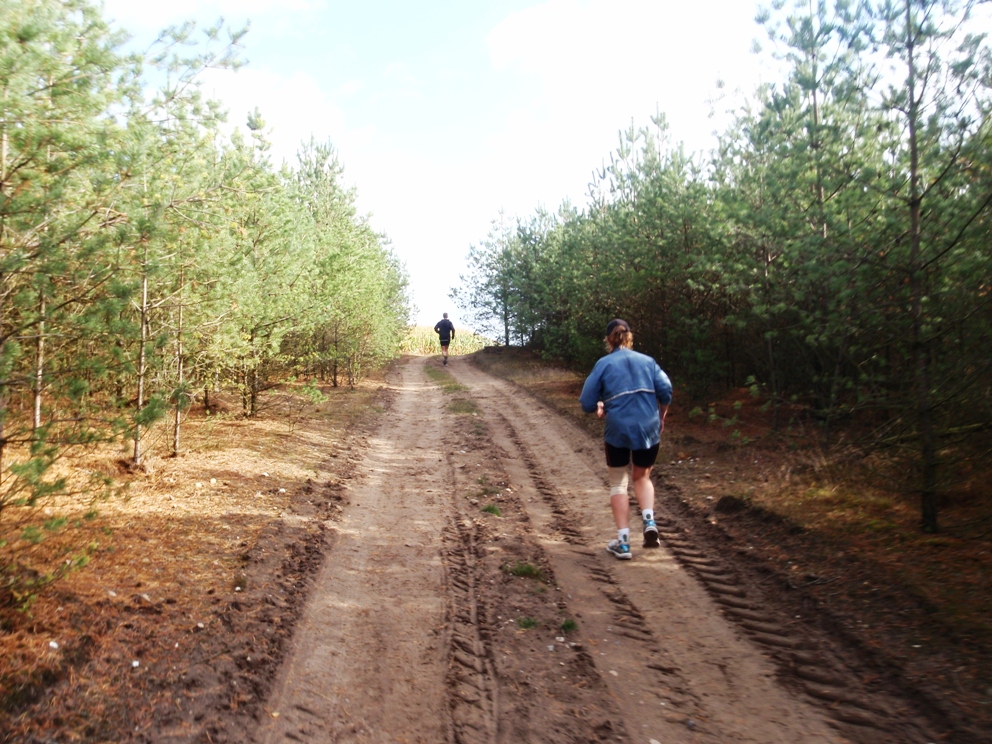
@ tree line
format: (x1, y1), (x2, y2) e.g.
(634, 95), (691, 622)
(453, 0), (992, 533)
(0, 0), (409, 548)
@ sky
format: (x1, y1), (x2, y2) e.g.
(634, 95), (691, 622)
(101, 0), (779, 328)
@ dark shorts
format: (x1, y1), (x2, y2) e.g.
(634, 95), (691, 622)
(605, 442), (659, 469)
(440, 340), (450, 348)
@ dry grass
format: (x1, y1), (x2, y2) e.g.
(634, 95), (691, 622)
(0, 376), (386, 737)
(401, 326), (491, 356)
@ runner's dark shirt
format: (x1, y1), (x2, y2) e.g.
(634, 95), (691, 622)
(434, 319), (455, 343)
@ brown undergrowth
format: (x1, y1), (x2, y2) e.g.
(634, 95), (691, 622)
(0, 374), (390, 742)
(472, 345), (992, 739)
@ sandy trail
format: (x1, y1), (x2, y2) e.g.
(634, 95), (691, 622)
(256, 358), (451, 743)
(447, 359), (842, 744)
(255, 356), (851, 743)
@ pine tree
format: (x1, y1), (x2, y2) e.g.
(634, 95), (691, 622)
(0, 0), (138, 513)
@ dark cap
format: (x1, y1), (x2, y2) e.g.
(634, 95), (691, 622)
(606, 318), (630, 336)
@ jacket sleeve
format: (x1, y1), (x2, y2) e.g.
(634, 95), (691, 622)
(653, 365), (673, 405)
(579, 362), (604, 413)
(433, 323), (441, 334)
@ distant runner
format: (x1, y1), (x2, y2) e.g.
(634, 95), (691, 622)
(579, 319), (672, 560)
(434, 313), (455, 366)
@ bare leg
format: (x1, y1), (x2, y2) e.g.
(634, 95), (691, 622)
(632, 465), (654, 514)
(612, 466), (653, 528)
(610, 492), (630, 530)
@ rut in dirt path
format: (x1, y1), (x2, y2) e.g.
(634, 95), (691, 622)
(253, 357), (631, 744)
(251, 355), (940, 744)
(447, 356), (946, 744)
(446, 359), (846, 744)
(255, 358), (452, 743)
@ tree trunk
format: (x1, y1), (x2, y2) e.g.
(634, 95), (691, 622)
(763, 245), (780, 431)
(241, 363), (250, 417)
(821, 333), (849, 448)
(765, 333), (780, 432)
(332, 324), (339, 387)
(503, 296), (510, 347)
(249, 365), (259, 417)
(172, 268), (184, 456)
(33, 291), (45, 433)
(0, 274), (6, 477)
(133, 270), (149, 466)
(808, 21), (828, 242)
(1, 92), (8, 474)
(905, 1), (938, 532)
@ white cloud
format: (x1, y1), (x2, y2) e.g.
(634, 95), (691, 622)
(487, 0), (766, 159)
(200, 66), (349, 166)
(338, 79), (366, 96)
(372, 0), (774, 326)
(101, 0), (326, 34)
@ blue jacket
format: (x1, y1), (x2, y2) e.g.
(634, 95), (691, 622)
(579, 348), (673, 450)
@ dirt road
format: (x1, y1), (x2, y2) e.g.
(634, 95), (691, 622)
(255, 357), (452, 742)
(253, 356), (934, 743)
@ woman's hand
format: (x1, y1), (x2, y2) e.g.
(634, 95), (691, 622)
(596, 401), (605, 419)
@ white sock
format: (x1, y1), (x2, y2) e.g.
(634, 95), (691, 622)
(642, 509), (654, 523)
(618, 528), (630, 542)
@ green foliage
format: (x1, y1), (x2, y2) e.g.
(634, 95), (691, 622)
(3, 543), (96, 611)
(43, 517), (67, 532)
(475, 474), (500, 496)
(455, 0), (992, 533)
(451, 215), (523, 346)
(481, 503), (501, 516)
(0, 2), (410, 590)
(559, 618), (577, 634)
(300, 381), (328, 408)
(20, 526), (43, 545)
(516, 616), (538, 629)
(424, 366), (467, 392)
(447, 399), (479, 415)
(503, 561), (543, 580)
(275, 140), (411, 393)
(133, 396), (167, 429)
(283, 379), (329, 433)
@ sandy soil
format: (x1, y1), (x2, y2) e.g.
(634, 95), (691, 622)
(248, 355), (945, 743)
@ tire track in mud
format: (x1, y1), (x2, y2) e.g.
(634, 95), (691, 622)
(447, 358), (854, 743)
(455, 356), (953, 743)
(650, 507), (943, 741)
(436, 373), (630, 743)
(489, 409), (702, 719)
(255, 356), (628, 744)
(441, 511), (499, 744)
(492, 411), (586, 547)
(251, 354), (938, 743)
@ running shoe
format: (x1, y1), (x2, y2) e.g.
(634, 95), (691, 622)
(607, 538), (632, 560)
(443, 358), (447, 366)
(642, 519), (660, 548)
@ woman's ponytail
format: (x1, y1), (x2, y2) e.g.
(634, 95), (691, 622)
(605, 326), (634, 351)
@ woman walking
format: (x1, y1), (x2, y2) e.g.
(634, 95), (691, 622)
(579, 319), (672, 560)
